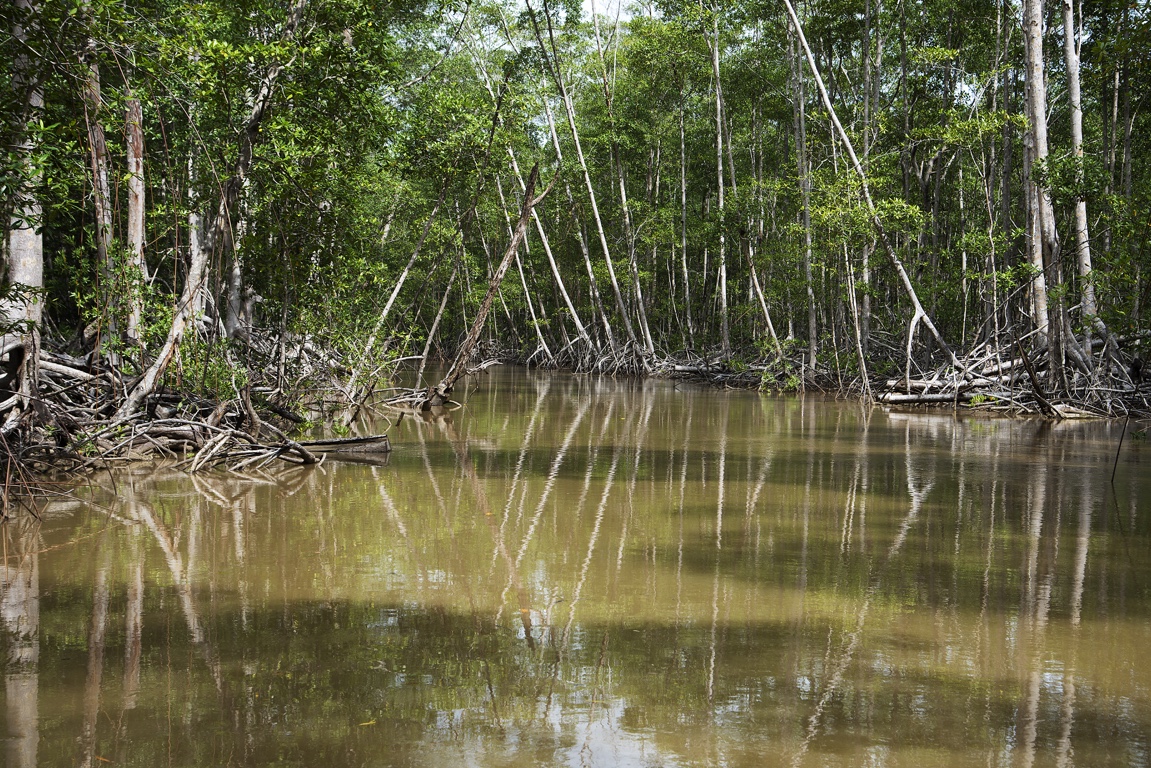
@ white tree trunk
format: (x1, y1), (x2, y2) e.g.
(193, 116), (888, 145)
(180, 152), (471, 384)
(711, 11), (730, 358)
(125, 97), (147, 346)
(679, 96), (695, 347)
(1023, 0), (1054, 341)
(540, 89), (617, 351)
(506, 149), (594, 352)
(1061, 0), (1102, 343)
(346, 183), (447, 399)
(789, 26), (818, 370)
(2, 0), (44, 423)
(526, 0), (637, 347)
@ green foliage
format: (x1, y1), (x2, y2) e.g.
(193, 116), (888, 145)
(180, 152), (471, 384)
(3, 0), (1148, 380)
(173, 336), (247, 400)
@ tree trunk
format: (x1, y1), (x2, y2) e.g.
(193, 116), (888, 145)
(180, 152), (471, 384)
(1061, 0), (1103, 354)
(125, 97), (147, 348)
(711, 10), (730, 358)
(80, 30), (116, 355)
(345, 180), (448, 399)
(223, 189), (253, 343)
(2, 0), (44, 426)
(506, 148), (594, 354)
(744, 241), (784, 358)
(417, 264), (457, 383)
(495, 175), (553, 363)
(1022, 0), (1059, 374)
(186, 154), (208, 329)
(789, 25), (818, 371)
(589, 0), (653, 355)
(617, 153), (655, 354)
(679, 93), (695, 348)
(427, 164), (552, 405)
(540, 85), (616, 352)
(526, 0), (637, 347)
(116, 0), (309, 419)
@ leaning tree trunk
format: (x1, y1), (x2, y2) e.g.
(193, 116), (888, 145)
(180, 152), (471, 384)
(1, 0), (44, 428)
(783, 0), (961, 372)
(540, 89), (617, 353)
(509, 149), (594, 355)
(425, 164), (552, 407)
(495, 175), (553, 363)
(343, 179), (449, 406)
(589, 0), (654, 356)
(526, 0), (637, 348)
(483, 14), (611, 356)
(115, 0), (309, 420)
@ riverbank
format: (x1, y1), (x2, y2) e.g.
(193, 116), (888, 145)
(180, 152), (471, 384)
(3, 326), (1148, 518)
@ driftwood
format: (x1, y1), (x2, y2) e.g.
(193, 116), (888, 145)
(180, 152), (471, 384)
(298, 434), (391, 454)
(0, 339), (373, 494)
(870, 335), (1146, 417)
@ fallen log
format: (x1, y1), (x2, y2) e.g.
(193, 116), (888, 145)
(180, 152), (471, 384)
(298, 434), (391, 454)
(877, 392), (974, 404)
(39, 360), (98, 381)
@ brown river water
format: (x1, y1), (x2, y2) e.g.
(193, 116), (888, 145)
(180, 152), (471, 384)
(3, 367), (1150, 767)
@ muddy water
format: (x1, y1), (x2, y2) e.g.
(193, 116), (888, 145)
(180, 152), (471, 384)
(3, 368), (1150, 767)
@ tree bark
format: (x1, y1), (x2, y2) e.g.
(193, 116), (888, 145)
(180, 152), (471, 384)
(788, 25), (818, 371)
(80, 28), (116, 355)
(711, 10), (730, 359)
(125, 97), (147, 347)
(1022, 0), (1063, 382)
(679, 91), (695, 348)
(1021, 0), (1052, 345)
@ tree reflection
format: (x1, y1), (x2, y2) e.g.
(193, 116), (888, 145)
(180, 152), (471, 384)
(2, 517), (39, 768)
(12, 370), (1151, 767)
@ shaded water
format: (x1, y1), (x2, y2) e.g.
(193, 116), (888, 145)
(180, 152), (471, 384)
(3, 367), (1151, 767)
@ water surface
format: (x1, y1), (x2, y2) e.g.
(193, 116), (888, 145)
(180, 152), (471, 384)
(3, 368), (1150, 767)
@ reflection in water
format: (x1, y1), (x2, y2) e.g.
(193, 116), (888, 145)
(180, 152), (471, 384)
(3, 517), (39, 768)
(6, 368), (1151, 767)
